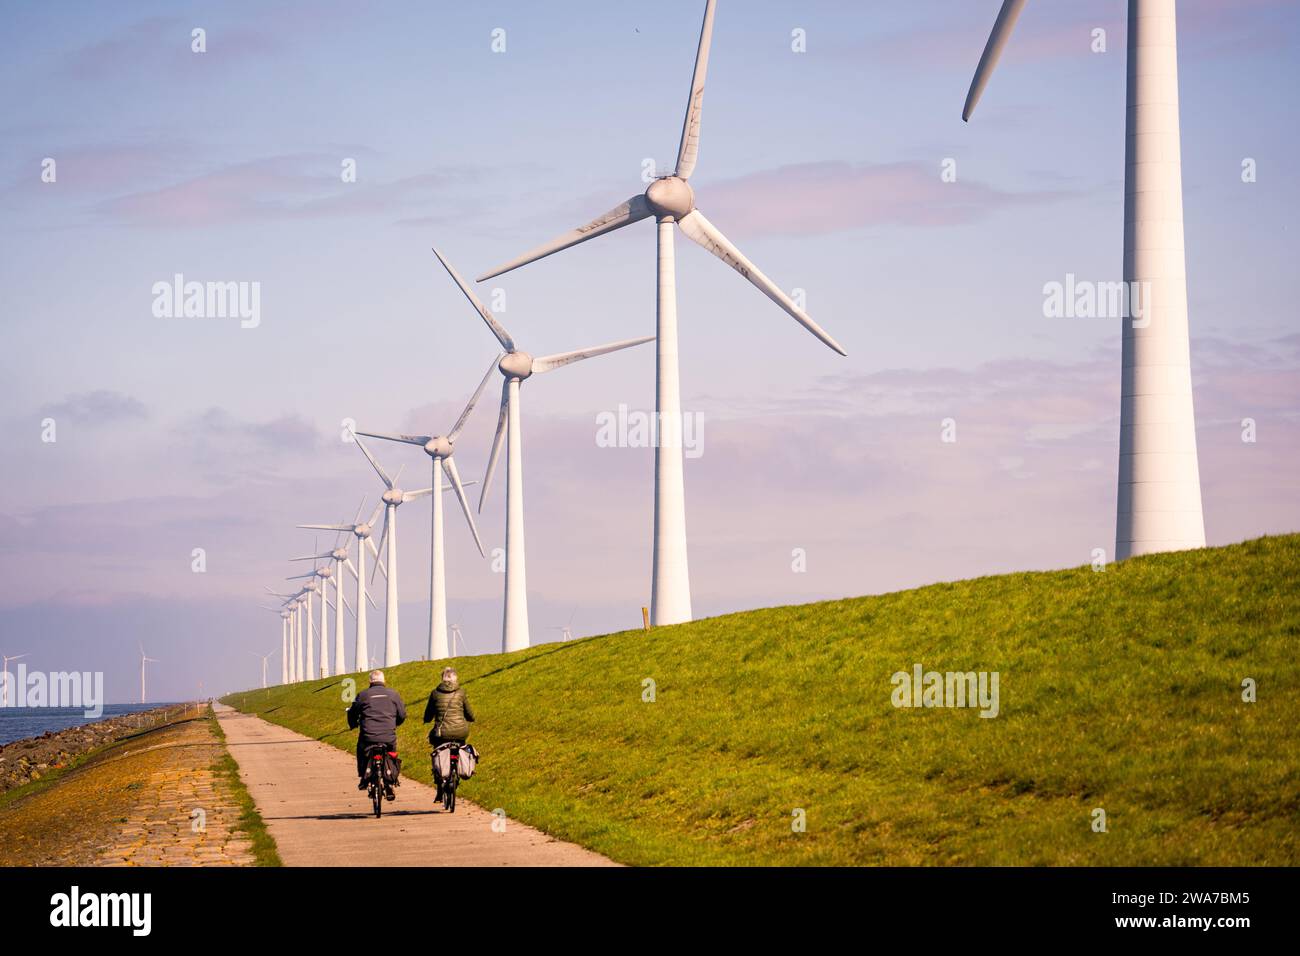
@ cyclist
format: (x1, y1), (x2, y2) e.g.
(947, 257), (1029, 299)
(423, 667), (475, 801)
(346, 669), (407, 796)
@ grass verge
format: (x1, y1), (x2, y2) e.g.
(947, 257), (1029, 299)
(224, 534), (1300, 866)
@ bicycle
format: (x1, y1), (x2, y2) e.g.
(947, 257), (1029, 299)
(363, 743), (396, 818)
(433, 742), (461, 813)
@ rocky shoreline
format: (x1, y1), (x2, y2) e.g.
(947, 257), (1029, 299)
(0, 706), (191, 794)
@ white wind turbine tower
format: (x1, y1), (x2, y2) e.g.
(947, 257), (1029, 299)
(259, 606), (291, 684)
(284, 570), (324, 679)
(474, 0), (845, 626)
(353, 435), (433, 668)
(435, 249), (653, 653)
(356, 362), (493, 663)
(266, 586), (310, 682)
(1, 651), (26, 707)
(299, 499), (387, 674)
(139, 644), (158, 705)
(290, 533), (379, 676)
(249, 647), (277, 689)
(961, 0), (1205, 560)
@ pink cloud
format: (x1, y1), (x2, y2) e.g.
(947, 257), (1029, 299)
(700, 161), (1069, 239)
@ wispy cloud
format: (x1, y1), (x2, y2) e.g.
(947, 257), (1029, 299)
(91, 154), (482, 228)
(40, 390), (149, 424)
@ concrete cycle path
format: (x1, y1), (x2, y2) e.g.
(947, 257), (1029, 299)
(214, 703), (616, 867)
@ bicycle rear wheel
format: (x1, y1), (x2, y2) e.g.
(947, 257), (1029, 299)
(446, 770), (458, 813)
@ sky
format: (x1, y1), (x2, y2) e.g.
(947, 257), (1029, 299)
(1, 0), (1297, 703)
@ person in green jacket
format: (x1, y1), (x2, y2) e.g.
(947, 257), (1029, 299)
(423, 667), (475, 798)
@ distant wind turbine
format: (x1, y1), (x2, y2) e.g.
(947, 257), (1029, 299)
(551, 609), (577, 643)
(259, 606), (292, 684)
(356, 360), (493, 663)
(284, 572), (324, 679)
(249, 647), (277, 689)
(960, 0), (1205, 560)
(352, 435), (433, 667)
(298, 498), (388, 674)
(1, 651), (27, 707)
(290, 542), (375, 676)
(139, 644), (159, 705)
(266, 585), (310, 681)
(449, 624), (465, 657)
(435, 250), (653, 653)
(473, 0), (845, 627)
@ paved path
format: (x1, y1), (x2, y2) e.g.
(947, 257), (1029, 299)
(97, 717), (254, 867)
(0, 712), (254, 867)
(213, 704), (616, 867)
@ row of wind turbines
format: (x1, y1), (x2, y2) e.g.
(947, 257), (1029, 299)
(255, 0), (1207, 687)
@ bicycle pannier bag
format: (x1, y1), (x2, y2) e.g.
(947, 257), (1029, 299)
(457, 744), (478, 780)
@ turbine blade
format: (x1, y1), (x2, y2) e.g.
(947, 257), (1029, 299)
(433, 248), (517, 350)
(450, 354), (503, 441)
(297, 523), (351, 532)
(677, 209), (847, 356)
(443, 458), (485, 558)
(288, 552), (334, 562)
(353, 434), (395, 489)
(404, 487), (434, 500)
(345, 557), (360, 580)
(365, 535), (386, 578)
(473, 196), (652, 282)
(479, 380), (510, 513)
(533, 335), (655, 374)
(354, 430), (430, 447)
(371, 512), (389, 584)
(285, 572), (315, 581)
(674, 0), (718, 179)
(366, 502), (383, 529)
(341, 590), (355, 618)
(963, 0), (1028, 122)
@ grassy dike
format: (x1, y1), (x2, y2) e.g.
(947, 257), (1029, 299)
(224, 534), (1300, 866)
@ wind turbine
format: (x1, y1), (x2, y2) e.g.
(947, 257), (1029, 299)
(473, 0), (845, 627)
(139, 644), (158, 705)
(551, 609), (577, 643)
(435, 249), (653, 653)
(960, 0), (1205, 560)
(259, 606), (292, 684)
(284, 571), (324, 680)
(449, 624), (465, 657)
(266, 585), (310, 681)
(353, 435), (433, 668)
(298, 499), (388, 674)
(1, 651), (26, 707)
(355, 361), (493, 662)
(249, 647), (277, 689)
(290, 540), (376, 676)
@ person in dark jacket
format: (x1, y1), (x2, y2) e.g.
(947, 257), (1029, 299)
(423, 667), (474, 798)
(347, 670), (407, 789)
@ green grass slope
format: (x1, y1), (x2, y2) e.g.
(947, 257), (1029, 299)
(225, 534), (1299, 866)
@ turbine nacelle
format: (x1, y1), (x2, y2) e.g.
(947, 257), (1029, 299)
(645, 176), (695, 220)
(316, 566), (333, 579)
(423, 435), (454, 458)
(331, 548), (349, 561)
(382, 489), (406, 506)
(352, 524), (372, 539)
(499, 351), (534, 381)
